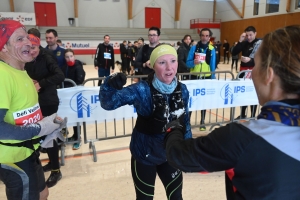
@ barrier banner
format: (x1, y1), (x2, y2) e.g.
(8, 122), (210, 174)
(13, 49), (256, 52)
(57, 79), (258, 125)
(0, 12), (36, 25)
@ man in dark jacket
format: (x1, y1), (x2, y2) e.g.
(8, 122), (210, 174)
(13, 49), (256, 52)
(223, 39), (230, 64)
(119, 40), (128, 74)
(94, 35), (115, 86)
(232, 26), (261, 119)
(177, 34), (192, 80)
(134, 27), (160, 76)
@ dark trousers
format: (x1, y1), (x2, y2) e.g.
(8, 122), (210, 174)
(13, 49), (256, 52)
(40, 105), (60, 170)
(97, 67), (110, 86)
(190, 75), (212, 124)
(238, 69), (257, 118)
(223, 50), (229, 63)
(240, 105), (257, 118)
(131, 157), (183, 200)
(231, 59), (238, 71)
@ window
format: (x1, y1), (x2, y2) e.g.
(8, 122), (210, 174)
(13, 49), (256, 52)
(266, 0), (280, 13)
(296, 0), (300, 9)
(253, 0), (259, 15)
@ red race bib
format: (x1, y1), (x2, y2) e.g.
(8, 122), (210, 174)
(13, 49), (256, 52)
(13, 103), (43, 126)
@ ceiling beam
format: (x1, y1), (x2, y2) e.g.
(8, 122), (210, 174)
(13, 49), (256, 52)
(213, 0), (216, 22)
(9, 0), (15, 12)
(226, 0), (244, 18)
(175, 0), (182, 21)
(286, 0), (291, 12)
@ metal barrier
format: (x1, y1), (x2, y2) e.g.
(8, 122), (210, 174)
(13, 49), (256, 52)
(58, 78), (81, 166)
(63, 70), (260, 162)
(81, 71), (258, 162)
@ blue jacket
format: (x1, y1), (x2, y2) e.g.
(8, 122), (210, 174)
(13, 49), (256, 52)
(186, 43), (216, 79)
(100, 77), (192, 165)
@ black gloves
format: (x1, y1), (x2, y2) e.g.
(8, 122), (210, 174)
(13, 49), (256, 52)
(164, 114), (186, 135)
(107, 73), (127, 90)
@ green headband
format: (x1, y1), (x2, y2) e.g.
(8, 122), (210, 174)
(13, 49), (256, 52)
(150, 44), (177, 68)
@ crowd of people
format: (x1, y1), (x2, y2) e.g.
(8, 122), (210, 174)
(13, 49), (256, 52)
(0, 18), (299, 200)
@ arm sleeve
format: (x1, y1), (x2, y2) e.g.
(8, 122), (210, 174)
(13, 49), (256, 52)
(0, 109), (41, 140)
(210, 48), (216, 79)
(231, 41), (244, 55)
(186, 45), (196, 68)
(99, 77), (153, 116)
(111, 48), (115, 70)
(134, 46), (144, 70)
(99, 76), (139, 110)
(75, 62), (86, 85)
(165, 123), (254, 172)
(181, 84), (192, 139)
(39, 55), (65, 88)
(94, 44), (100, 67)
(177, 47), (188, 71)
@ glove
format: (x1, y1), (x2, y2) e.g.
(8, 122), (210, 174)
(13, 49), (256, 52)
(164, 114), (186, 134)
(107, 73), (127, 90)
(37, 113), (60, 137)
(41, 117), (68, 148)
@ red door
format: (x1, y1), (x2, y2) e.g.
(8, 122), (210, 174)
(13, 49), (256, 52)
(34, 2), (57, 26)
(145, 8), (161, 28)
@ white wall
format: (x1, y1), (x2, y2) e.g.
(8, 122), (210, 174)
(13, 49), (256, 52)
(181, 0), (214, 28)
(5, 0), (74, 26)
(216, 0), (300, 22)
(1, 0), (215, 28)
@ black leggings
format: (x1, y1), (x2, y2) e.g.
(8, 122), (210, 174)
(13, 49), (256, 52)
(40, 105), (60, 170)
(131, 157), (183, 200)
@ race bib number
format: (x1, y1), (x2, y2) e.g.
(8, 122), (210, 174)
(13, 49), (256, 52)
(195, 53), (206, 63)
(13, 103), (43, 126)
(104, 52), (111, 59)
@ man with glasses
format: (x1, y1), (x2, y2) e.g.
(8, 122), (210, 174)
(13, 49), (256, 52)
(186, 28), (217, 131)
(134, 27), (160, 76)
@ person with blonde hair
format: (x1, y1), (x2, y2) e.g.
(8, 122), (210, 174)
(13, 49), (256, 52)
(164, 25), (300, 199)
(100, 44), (192, 199)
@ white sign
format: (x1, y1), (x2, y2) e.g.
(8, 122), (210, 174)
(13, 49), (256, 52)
(0, 12), (36, 25)
(57, 79), (258, 125)
(40, 40), (180, 50)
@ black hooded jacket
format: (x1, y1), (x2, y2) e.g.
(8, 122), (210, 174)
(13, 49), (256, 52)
(177, 42), (191, 73)
(25, 48), (65, 106)
(61, 60), (85, 88)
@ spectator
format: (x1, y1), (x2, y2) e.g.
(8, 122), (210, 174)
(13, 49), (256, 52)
(120, 40), (128, 74)
(164, 25), (300, 200)
(223, 39), (230, 64)
(177, 34), (192, 80)
(94, 35), (115, 86)
(230, 42), (239, 72)
(62, 49), (86, 150)
(134, 27), (160, 77)
(232, 26), (262, 119)
(99, 44), (192, 199)
(45, 29), (66, 69)
(25, 33), (65, 188)
(215, 40), (222, 63)
(186, 28), (216, 131)
(56, 39), (63, 47)
(0, 19), (60, 200)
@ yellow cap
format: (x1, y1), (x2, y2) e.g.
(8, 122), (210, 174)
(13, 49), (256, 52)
(150, 44), (177, 68)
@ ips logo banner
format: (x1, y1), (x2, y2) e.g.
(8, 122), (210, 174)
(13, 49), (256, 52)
(69, 91), (99, 118)
(57, 86), (138, 125)
(220, 84), (246, 105)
